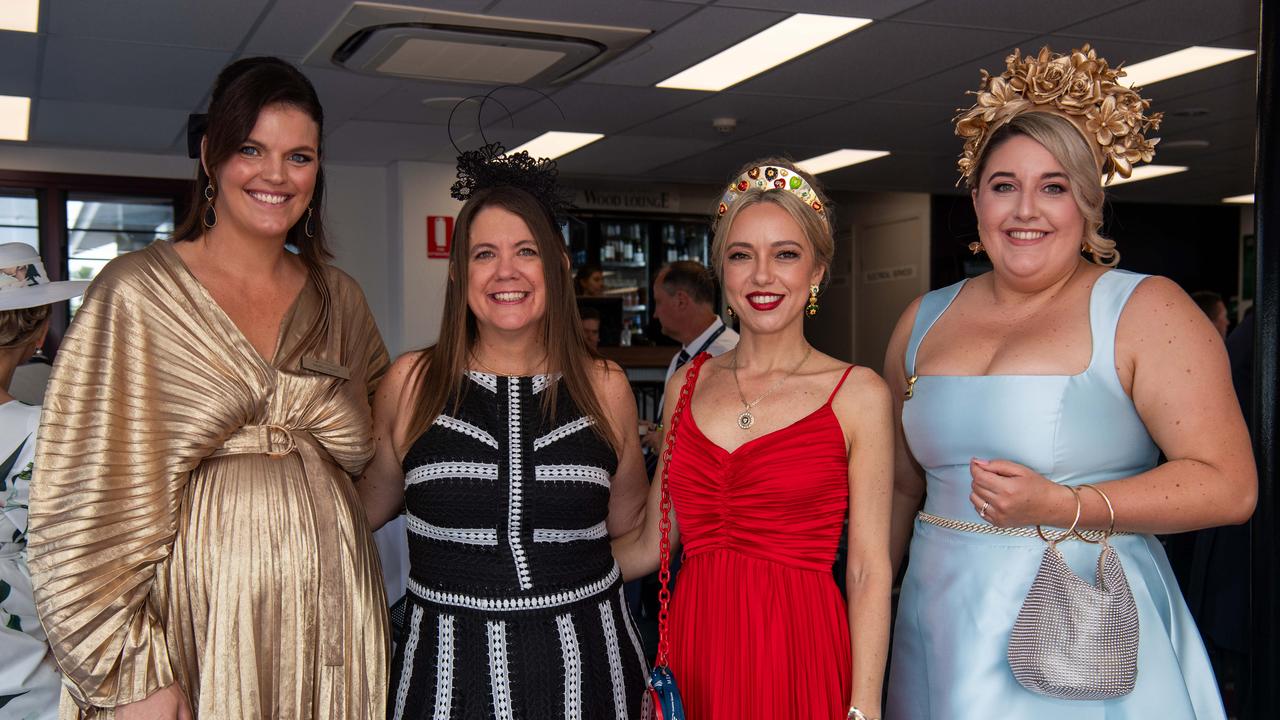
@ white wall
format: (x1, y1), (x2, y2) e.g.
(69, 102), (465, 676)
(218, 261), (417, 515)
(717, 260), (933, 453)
(386, 160), (458, 356)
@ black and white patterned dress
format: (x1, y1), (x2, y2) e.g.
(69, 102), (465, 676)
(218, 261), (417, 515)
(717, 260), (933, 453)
(390, 372), (651, 720)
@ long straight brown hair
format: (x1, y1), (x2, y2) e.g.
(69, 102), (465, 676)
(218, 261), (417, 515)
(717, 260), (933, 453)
(404, 186), (618, 452)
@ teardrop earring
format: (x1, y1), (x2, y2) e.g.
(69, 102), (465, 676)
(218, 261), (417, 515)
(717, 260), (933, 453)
(202, 181), (218, 229)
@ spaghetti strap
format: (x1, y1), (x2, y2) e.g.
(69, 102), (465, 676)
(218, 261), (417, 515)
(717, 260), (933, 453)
(826, 365), (856, 404)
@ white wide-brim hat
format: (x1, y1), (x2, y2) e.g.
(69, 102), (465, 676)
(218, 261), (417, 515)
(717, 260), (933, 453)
(0, 242), (89, 311)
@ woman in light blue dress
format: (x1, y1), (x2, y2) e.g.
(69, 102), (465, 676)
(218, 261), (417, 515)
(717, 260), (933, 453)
(884, 46), (1256, 719)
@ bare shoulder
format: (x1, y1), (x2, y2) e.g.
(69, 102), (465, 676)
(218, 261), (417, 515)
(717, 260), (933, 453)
(589, 358), (632, 398)
(383, 350), (427, 401)
(832, 365), (892, 413)
(1118, 274), (1217, 345)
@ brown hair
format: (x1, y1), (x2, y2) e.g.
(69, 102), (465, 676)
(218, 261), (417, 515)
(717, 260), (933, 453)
(172, 56), (332, 269)
(403, 186), (617, 451)
(711, 157), (835, 284)
(971, 112), (1117, 266)
(0, 306), (49, 349)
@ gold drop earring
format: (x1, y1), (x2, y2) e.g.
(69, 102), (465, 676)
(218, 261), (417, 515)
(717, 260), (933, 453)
(805, 284), (820, 317)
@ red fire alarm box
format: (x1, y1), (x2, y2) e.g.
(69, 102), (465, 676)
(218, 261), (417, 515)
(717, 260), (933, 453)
(427, 215), (454, 259)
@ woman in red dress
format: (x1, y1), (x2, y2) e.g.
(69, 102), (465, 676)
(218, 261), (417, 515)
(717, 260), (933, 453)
(613, 158), (894, 720)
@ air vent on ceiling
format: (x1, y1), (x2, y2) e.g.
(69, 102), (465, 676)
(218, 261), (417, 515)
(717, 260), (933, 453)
(307, 3), (650, 86)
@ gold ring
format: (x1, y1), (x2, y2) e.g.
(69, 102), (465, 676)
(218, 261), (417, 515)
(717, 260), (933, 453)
(979, 501), (989, 520)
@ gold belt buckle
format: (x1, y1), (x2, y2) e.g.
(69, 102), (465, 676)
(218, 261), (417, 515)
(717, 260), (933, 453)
(263, 424), (297, 457)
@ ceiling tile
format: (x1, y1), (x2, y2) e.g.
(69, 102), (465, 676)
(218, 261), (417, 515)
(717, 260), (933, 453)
(555, 134), (719, 174)
(750, 99), (956, 151)
(324, 119), (451, 164)
(47, 0), (269, 50)
(299, 64), (403, 125)
(1058, 0), (1258, 45)
(731, 22), (1031, 100)
(892, 0), (1140, 33)
(0, 31), (39, 97)
(626, 92), (845, 142)
(352, 80), (525, 125)
(501, 83), (704, 135)
(488, 0), (698, 30)
(583, 5), (787, 87)
(40, 36), (231, 108)
(713, 0), (929, 17)
(32, 99), (189, 152)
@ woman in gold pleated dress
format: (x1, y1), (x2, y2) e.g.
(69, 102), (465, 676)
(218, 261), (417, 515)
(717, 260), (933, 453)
(26, 57), (389, 719)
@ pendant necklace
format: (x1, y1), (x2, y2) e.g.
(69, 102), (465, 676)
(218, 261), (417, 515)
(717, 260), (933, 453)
(731, 344), (813, 430)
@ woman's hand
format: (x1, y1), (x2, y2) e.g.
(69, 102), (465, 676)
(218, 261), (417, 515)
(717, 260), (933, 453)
(115, 684), (193, 720)
(969, 458), (1075, 528)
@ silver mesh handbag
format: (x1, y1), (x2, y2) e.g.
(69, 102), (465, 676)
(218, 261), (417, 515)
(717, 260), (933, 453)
(1007, 484), (1139, 700)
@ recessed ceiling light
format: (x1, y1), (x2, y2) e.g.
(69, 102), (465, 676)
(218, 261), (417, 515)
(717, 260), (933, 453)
(1104, 164), (1188, 186)
(0, 95), (31, 142)
(795, 149), (890, 175)
(509, 131), (604, 160)
(1122, 46), (1255, 87)
(657, 13), (872, 92)
(1222, 193), (1255, 204)
(0, 0), (38, 33)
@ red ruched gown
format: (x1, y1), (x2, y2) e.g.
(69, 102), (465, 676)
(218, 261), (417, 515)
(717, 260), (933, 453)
(666, 353), (853, 719)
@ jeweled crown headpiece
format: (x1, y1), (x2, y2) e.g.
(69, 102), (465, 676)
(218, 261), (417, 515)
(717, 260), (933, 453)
(954, 44), (1162, 184)
(717, 164), (825, 218)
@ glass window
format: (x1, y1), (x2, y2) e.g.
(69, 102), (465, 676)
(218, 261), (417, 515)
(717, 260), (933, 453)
(66, 193), (174, 312)
(0, 190), (40, 251)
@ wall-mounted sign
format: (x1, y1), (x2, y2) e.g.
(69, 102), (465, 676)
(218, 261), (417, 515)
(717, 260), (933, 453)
(863, 264), (918, 284)
(427, 215), (453, 259)
(570, 188), (682, 213)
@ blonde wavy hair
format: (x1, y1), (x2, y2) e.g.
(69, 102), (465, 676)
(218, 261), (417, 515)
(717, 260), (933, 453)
(970, 112), (1118, 266)
(0, 305), (50, 350)
(711, 157), (835, 284)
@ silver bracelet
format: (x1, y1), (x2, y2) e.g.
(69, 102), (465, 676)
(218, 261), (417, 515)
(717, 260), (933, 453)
(847, 709), (877, 720)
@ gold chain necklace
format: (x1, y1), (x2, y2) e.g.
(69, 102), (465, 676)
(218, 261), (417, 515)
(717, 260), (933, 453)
(469, 351), (548, 377)
(730, 345), (813, 430)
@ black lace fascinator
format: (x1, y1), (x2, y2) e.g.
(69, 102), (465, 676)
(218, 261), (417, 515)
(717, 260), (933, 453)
(447, 88), (572, 220)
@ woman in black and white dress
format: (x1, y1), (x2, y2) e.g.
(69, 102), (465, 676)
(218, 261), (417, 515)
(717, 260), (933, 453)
(359, 171), (651, 719)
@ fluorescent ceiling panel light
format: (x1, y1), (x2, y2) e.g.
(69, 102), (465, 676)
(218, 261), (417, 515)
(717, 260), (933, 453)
(0, 0), (38, 33)
(1104, 164), (1187, 186)
(0, 96), (31, 142)
(1122, 46), (1255, 87)
(1222, 193), (1255, 204)
(657, 13), (872, 92)
(795, 149), (890, 175)
(509, 131), (604, 160)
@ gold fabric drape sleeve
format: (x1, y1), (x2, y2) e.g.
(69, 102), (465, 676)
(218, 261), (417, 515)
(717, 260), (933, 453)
(27, 258), (251, 712)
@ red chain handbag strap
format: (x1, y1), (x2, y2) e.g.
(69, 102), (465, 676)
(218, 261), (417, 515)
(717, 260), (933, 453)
(655, 354), (705, 668)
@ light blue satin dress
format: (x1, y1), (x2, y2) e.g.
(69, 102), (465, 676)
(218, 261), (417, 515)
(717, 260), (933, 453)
(886, 270), (1225, 719)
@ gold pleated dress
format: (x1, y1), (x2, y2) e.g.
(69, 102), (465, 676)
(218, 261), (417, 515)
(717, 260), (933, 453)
(26, 241), (390, 719)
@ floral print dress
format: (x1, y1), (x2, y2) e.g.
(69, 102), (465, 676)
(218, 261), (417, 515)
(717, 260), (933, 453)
(0, 400), (59, 719)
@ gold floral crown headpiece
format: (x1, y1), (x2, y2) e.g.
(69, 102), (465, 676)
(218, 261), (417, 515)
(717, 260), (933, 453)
(954, 44), (1162, 184)
(717, 164), (825, 218)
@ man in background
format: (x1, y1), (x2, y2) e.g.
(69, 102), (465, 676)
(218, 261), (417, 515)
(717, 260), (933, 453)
(1191, 290), (1230, 339)
(641, 261), (738, 456)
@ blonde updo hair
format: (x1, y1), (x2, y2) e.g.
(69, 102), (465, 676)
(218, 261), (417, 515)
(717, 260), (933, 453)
(711, 157), (835, 284)
(0, 305), (50, 350)
(970, 112), (1118, 266)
